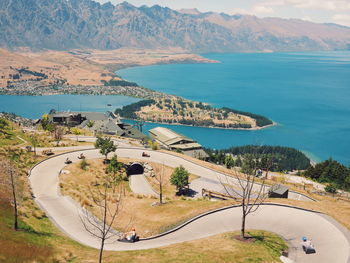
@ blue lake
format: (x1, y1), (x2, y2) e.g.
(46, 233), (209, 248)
(0, 94), (139, 119)
(0, 52), (349, 165)
(118, 52), (350, 165)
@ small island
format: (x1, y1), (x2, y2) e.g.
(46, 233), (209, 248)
(115, 98), (273, 129)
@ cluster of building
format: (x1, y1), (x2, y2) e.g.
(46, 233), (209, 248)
(47, 110), (208, 159)
(48, 110), (146, 140)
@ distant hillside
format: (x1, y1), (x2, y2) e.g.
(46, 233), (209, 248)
(1, 0), (350, 52)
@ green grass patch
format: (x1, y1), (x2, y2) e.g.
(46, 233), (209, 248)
(0, 202), (54, 263)
(100, 230), (287, 263)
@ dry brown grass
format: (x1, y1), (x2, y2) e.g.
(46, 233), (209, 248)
(0, 47), (215, 88)
(38, 227), (286, 263)
(61, 154), (350, 236)
(90, 230), (287, 263)
(0, 152), (55, 262)
(60, 158), (232, 237)
(0, 133), (288, 263)
(143, 160), (199, 197)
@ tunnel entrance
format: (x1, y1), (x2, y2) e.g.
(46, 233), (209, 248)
(127, 163), (144, 176)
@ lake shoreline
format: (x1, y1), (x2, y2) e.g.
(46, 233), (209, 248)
(123, 119), (277, 131)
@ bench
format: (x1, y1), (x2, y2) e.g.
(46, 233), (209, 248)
(202, 188), (241, 201)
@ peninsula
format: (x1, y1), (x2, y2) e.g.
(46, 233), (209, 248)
(0, 47), (273, 129)
(115, 99), (273, 129)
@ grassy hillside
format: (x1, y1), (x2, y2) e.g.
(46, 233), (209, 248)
(0, 202), (54, 263)
(2, 118), (349, 263)
(0, 119), (287, 262)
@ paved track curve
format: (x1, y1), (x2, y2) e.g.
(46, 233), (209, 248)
(29, 147), (350, 263)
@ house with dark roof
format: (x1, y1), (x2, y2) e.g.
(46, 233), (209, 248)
(48, 109), (116, 126)
(47, 109), (147, 140)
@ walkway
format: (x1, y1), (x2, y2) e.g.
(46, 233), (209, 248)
(29, 147), (350, 263)
(129, 173), (158, 196)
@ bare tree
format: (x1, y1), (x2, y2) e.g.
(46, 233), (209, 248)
(219, 154), (272, 238)
(53, 125), (64, 146)
(154, 163), (165, 204)
(80, 177), (124, 263)
(0, 159), (20, 230)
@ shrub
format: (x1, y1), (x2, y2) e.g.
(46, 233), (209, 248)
(80, 159), (89, 170)
(325, 184), (337, 194)
(170, 166), (189, 194)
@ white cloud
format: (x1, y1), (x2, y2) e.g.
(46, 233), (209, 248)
(230, 4), (274, 16)
(333, 14), (350, 26)
(302, 16), (312, 22)
(252, 5), (275, 14)
(230, 8), (252, 15)
(259, 0), (350, 11)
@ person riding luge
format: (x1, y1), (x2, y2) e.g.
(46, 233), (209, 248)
(118, 228), (139, 243)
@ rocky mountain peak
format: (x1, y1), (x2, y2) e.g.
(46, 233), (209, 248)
(0, 0), (350, 52)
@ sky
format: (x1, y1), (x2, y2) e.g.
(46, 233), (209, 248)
(96, 0), (350, 26)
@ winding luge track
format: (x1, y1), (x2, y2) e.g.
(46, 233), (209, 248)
(29, 147), (350, 263)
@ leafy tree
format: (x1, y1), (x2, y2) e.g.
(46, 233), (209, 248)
(148, 140), (159, 150)
(71, 127), (82, 142)
(102, 79), (138, 87)
(46, 123), (55, 133)
(95, 137), (117, 161)
(221, 107), (273, 127)
(235, 156), (242, 167)
(241, 154), (256, 175)
(224, 154), (235, 169)
(205, 145), (311, 172)
(170, 166), (189, 194)
(28, 134), (39, 156)
(115, 100), (155, 119)
(87, 120), (95, 128)
(174, 148), (183, 154)
(106, 155), (123, 182)
(325, 184), (337, 194)
(0, 118), (9, 135)
(41, 113), (50, 130)
(304, 159), (350, 191)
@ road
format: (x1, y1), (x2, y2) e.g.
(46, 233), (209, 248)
(29, 147), (350, 263)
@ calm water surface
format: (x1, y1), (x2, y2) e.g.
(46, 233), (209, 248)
(118, 52), (350, 165)
(0, 52), (349, 165)
(0, 94), (139, 119)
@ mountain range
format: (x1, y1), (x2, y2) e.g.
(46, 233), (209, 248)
(1, 0), (350, 52)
